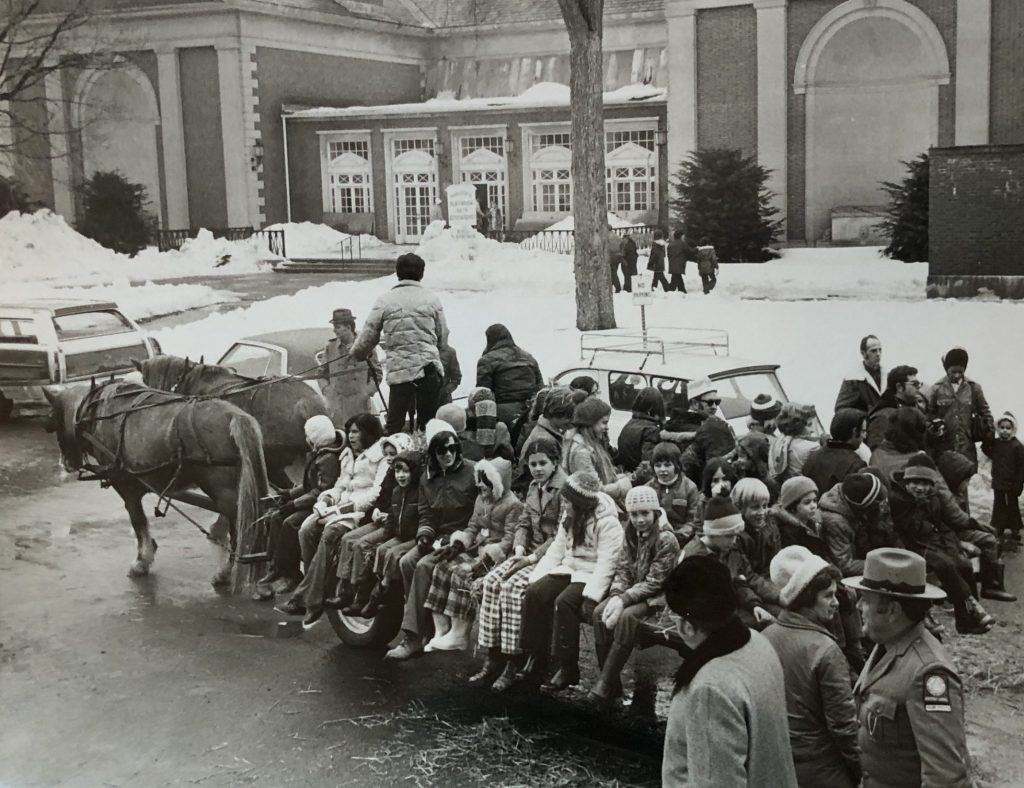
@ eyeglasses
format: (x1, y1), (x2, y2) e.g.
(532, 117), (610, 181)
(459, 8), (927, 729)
(701, 398), (722, 407)
(907, 380), (923, 389)
(438, 445), (459, 456)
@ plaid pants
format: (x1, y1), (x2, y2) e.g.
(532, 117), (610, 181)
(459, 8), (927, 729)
(476, 557), (534, 655)
(424, 554), (491, 620)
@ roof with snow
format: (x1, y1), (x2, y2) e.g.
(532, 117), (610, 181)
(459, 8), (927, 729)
(287, 82), (667, 120)
(404, 0), (663, 28)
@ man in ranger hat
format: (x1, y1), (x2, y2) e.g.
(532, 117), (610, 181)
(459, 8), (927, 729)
(844, 548), (973, 788)
(320, 308), (379, 426)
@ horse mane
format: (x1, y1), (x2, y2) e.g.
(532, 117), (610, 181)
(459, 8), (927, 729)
(147, 354), (265, 396)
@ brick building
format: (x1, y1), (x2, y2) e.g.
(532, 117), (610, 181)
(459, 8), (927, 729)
(6, 0), (1024, 245)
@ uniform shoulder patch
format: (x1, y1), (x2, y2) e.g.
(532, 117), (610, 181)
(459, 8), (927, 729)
(923, 671), (952, 712)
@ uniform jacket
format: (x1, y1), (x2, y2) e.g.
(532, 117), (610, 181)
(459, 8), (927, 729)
(763, 611), (861, 787)
(662, 630), (798, 788)
(801, 442), (866, 498)
(513, 466), (567, 559)
(647, 474), (702, 546)
(854, 622), (971, 788)
(475, 327), (543, 406)
(290, 437), (344, 510)
(350, 281), (448, 385)
(530, 492), (624, 602)
(616, 412), (662, 472)
(416, 457), (478, 543)
(452, 459), (524, 560)
(320, 337), (377, 424)
(609, 523), (680, 609)
(646, 240), (667, 272)
(326, 439), (390, 513)
(681, 413), (736, 483)
(928, 376), (993, 464)
(666, 238), (695, 275)
(835, 362), (884, 414)
(819, 485), (899, 576)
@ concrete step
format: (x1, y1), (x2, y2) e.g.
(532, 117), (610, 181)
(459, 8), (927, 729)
(272, 258), (394, 275)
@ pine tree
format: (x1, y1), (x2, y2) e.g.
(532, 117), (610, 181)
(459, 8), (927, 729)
(77, 171), (157, 256)
(669, 148), (782, 263)
(880, 153), (929, 263)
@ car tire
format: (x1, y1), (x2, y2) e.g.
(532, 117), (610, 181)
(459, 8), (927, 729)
(0, 395), (13, 422)
(326, 591), (403, 648)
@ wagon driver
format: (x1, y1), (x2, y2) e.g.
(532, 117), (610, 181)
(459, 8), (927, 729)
(320, 308), (379, 426)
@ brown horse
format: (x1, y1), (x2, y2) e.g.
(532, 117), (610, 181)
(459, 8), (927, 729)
(138, 355), (328, 488)
(43, 381), (269, 586)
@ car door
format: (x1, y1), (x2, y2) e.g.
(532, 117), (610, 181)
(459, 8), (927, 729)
(54, 309), (151, 382)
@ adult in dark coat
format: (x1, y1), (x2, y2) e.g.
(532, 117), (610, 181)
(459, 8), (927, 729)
(438, 343), (462, 405)
(621, 234), (638, 293)
(865, 365), (925, 451)
(617, 387), (666, 472)
(666, 230), (694, 294)
(607, 233), (624, 294)
(927, 346), (993, 467)
(475, 323), (544, 428)
(646, 229), (670, 292)
(674, 377), (736, 484)
(802, 408), (867, 498)
(834, 334), (883, 414)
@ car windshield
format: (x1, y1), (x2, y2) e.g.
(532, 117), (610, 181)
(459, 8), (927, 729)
(53, 310), (133, 340)
(0, 317), (39, 344)
(219, 344), (281, 378)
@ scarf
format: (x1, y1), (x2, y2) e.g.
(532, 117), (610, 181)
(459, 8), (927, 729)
(673, 615), (751, 694)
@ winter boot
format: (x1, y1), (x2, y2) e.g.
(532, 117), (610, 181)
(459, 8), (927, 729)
(588, 644), (629, 703)
(325, 580), (354, 610)
(342, 578), (375, 615)
(358, 581), (387, 618)
(469, 649), (506, 686)
(980, 561), (1017, 602)
(956, 597), (994, 635)
(543, 663), (580, 692)
(515, 655), (549, 690)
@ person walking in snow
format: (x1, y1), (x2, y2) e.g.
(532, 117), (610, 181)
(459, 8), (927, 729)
(646, 228), (670, 292)
(608, 231), (625, 293)
(621, 232), (638, 293)
(666, 229), (694, 293)
(349, 253), (448, 434)
(696, 244), (719, 294)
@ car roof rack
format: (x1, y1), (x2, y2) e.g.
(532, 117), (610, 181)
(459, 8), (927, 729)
(579, 327), (730, 369)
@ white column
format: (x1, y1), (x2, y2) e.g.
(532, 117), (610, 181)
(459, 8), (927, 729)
(755, 0), (788, 228)
(955, 0), (991, 144)
(156, 48), (190, 229)
(216, 43), (250, 226)
(665, 1), (698, 174)
(44, 70), (75, 221)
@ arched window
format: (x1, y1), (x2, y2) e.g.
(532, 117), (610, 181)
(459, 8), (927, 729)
(325, 138), (372, 214)
(529, 134), (573, 213)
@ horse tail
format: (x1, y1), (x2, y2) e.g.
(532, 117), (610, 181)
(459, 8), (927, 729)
(229, 413), (269, 585)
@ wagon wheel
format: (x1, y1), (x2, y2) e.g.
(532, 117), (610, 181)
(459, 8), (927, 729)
(325, 585), (403, 648)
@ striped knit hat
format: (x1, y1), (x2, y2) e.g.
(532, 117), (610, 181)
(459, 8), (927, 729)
(562, 470), (602, 512)
(468, 387), (498, 447)
(750, 393), (782, 423)
(841, 473), (887, 509)
(702, 496), (744, 536)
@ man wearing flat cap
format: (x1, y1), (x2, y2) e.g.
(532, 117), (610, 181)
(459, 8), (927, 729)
(844, 548), (972, 788)
(320, 308), (379, 426)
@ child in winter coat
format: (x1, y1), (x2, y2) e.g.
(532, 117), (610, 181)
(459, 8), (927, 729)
(646, 228), (670, 292)
(646, 441), (701, 546)
(696, 244), (719, 294)
(472, 436), (567, 691)
(983, 412), (1024, 549)
(732, 478), (782, 613)
(589, 486), (680, 704)
(422, 458), (524, 652)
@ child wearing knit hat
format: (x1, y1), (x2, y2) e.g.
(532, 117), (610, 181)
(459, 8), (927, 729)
(770, 476), (824, 559)
(983, 412), (1024, 549)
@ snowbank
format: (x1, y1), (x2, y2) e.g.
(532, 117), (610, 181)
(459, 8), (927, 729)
(545, 213), (639, 231)
(261, 221), (385, 259)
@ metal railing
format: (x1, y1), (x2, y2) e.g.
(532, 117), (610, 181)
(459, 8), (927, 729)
(338, 234), (362, 261)
(483, 224), (658, 254)
(156, 227), (286, 258)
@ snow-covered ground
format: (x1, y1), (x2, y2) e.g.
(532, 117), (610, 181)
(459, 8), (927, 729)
(147, 225), (1022, 427)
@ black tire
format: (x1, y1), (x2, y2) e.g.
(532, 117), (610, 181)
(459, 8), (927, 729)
(326, 596), (403, 648)
(0, 395), (13, 422)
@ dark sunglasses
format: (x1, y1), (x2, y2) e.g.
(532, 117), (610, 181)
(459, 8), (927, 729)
(701, 398), (722, 407)
(437, 444), (459, 456)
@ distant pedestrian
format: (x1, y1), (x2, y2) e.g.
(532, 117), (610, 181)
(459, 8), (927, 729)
(608, 232), (624, 293)
(350, 253), (447, 434)
(621, 233), (638, 293)
(646, 229), (670, 292)
(661, 555), (798, 788)
(696, 244), (719, 294)
(666, 229), (694, 293)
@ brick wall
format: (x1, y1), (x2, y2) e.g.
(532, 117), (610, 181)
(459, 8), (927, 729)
(256, 47), (423, 225)
(991, 0), (1024, 144)
(695, 5), (757, 160)
(785, 0), (956, 241)
(928, 144), (1024, 297)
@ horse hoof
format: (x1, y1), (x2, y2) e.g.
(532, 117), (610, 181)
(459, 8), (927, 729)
(128, 562), (149, 578)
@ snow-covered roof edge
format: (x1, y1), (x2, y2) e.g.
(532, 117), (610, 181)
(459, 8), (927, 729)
(285, 82), (667, 121)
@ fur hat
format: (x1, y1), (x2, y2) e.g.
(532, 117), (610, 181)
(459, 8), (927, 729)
(942, 347), (969, 370)
(562, 470), (603, 512)
(435, 403), (467, 433)
(841, 473), (887, 509)
(625, 485), (661, 513)
(750, 393), (782, 423)
(572, 396), (612, 428)
(474, 457), (509, 498)
(686, 376), (717, 402)
(381, 432), (413, 456)
(702, 496), (744, 536)
(997, 411), (1018, 436)
(780, 476), (818, 510)
(665, 555), (737, 625)
(304, 415), (338, 448)
(770, 545), (833, 609)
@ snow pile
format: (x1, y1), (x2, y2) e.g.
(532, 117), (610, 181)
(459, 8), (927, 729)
(545, 213), (638, 231)
(262, 221), (385, 259)
(517, 82), (571, 103)
(414, 222), (574, 294)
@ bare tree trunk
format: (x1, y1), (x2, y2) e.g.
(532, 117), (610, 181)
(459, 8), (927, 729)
(558, 0), (616, 331)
